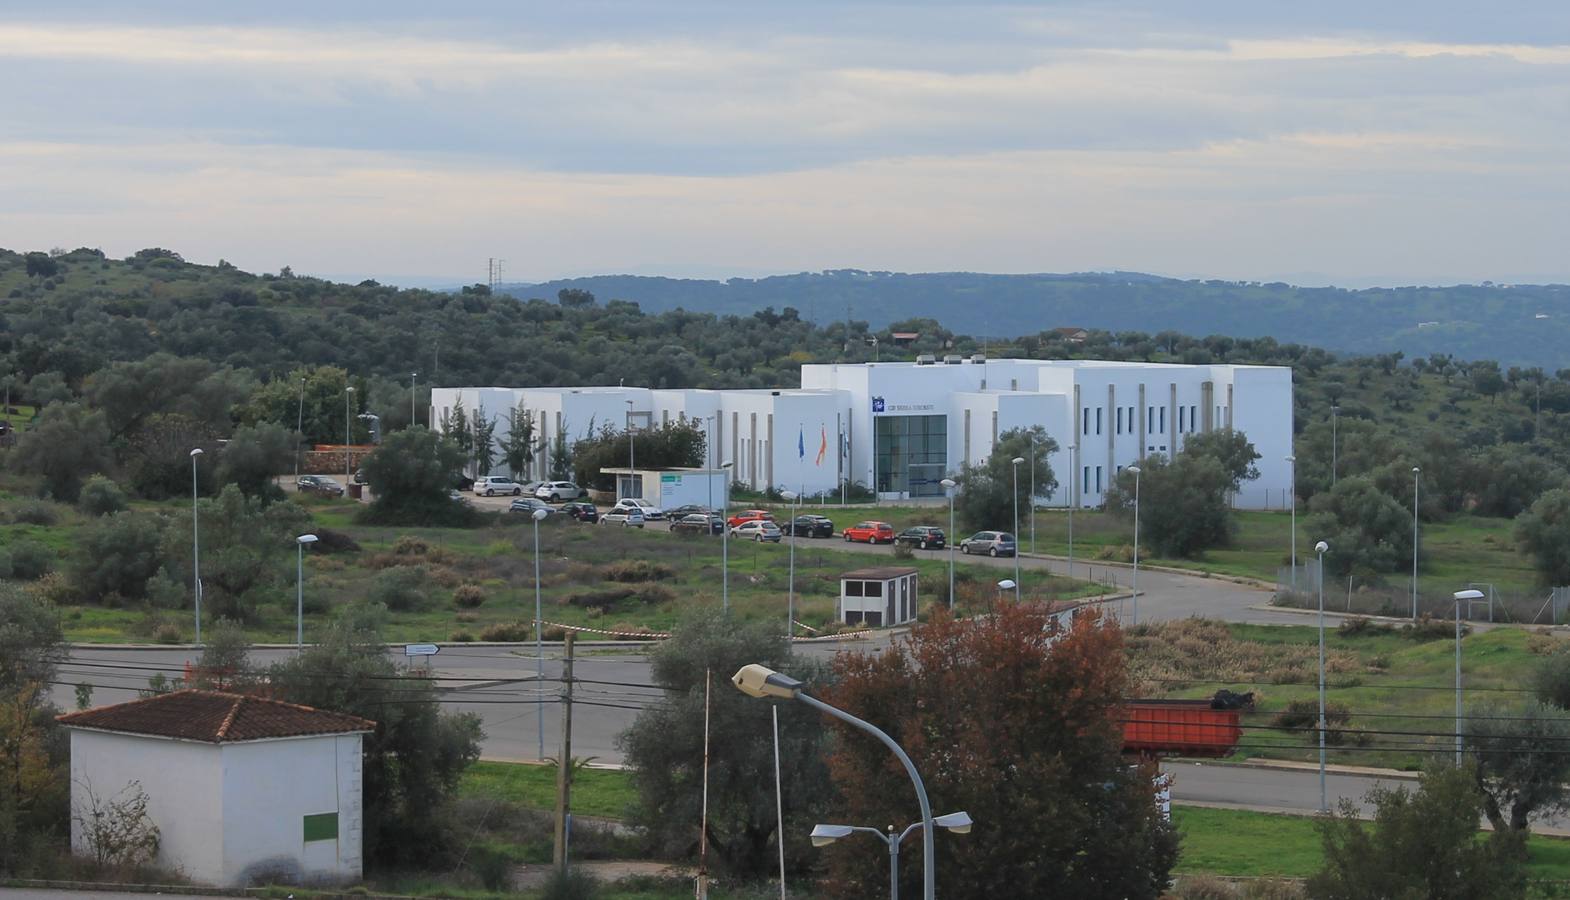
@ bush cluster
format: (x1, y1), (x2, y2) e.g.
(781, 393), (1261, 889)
(451, 583), (486, 609)
(368, 565), (430, 612)
(478, 621), (530, 642)
(602, 559), (675, 582)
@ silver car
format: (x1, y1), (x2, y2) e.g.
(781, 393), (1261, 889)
(600, 507), (646, 528)
(959, 531), (1017, 557)
(732, 520), (783, 543)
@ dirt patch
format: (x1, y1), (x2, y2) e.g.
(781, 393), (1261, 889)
(513, 859), (690, 888)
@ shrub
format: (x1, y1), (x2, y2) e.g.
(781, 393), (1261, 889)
(451, 583), (486, 609)
(603, 559), (675, 582)
(469, 846), (512, 892)
(1401, 614), (1469, 642)
(10, 498), (60, 525)
(1273, 699), (1353, 744)
(539, 867), (601, 900)
(312, 529), (361, 554)
(367, 565), (430, 612)
(892, 541), (915, 560)
(454, 611), (479, 623)
(78, 475), (128, 516)
(6, 540), (54, 580)
(72, 511), (166, 602)
(449, 630), (475, 642)
(1336, 617), (1392, 638)
(566, 586), (637, 612)
(633, 583), (676, 605)
(152, 622), (183, 644)
(479, 621), (530, 642)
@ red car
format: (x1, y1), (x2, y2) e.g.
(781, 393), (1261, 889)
(726, 508), (774, 529)
(842, 521), (895, 544)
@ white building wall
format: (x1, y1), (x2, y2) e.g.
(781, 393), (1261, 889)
(70, 730), (226, 885)
(220, 735), (363, 886)
(1229, 366), (1295, 508)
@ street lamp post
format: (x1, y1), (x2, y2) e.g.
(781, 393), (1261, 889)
(1454, 589), (1483, 766)
(1412, 466), (1421, 620)
(1286, 456), (1297, 590)
(295, 534), (318, 648)
(782, 490), (800, 638)
(625, 400), (636, 501)
(294, 377), (306, 482)
(1315, 540), (1330, 812)
(1128, 465), (1142, 625)
(531, 507), (549, 760)
(189, 448), (204, 644)
(940, 478), (957, 609)
(733, 665), (939, 900)
(410, 372), (418, 427)
(1010, 457), (1024, 601)
(810, 812), (973, 900)
(1331, 405), (1340, 486)
(722, 461), (734, 612)
(345, 386), (355, 489)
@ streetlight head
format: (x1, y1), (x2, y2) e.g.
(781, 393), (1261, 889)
(1314, 540), (1329, 553)
(997, 579), (1016, 591)
(189, 448), (204, 457)
(1285, 455), (1295, 463)
(1011, 457), (1025, 465)
(346, 386), (354, 392)
(296, 533), (319, 544)
(1454, 589), (1485, 601)
(1413, 466), (1421, 474)
(1127, 465), (1140, 475)
(934, 811), (974, 834)
(940, 478), (957, 489)
(810, 824), (853, 847)
(780, 490), (798, 501)
(732, 664), (802, 700)
(532, 508), (549, 522)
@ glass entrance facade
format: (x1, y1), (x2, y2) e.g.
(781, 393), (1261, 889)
(874, 415), (948, 497)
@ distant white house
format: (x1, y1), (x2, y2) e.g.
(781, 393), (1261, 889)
(58, 690), (375, 887)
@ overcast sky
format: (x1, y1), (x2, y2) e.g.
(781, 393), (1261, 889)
(4, 1), (1568, 287)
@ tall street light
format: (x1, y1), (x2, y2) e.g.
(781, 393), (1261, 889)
(295, 534), (318, 648)
(189, 447), (204, 644)
(940, 478), (957, 609)
(1286, 455), (1297, 590)
(1454, 589), (1483, 766)
(1010, 456), (1024, 602)
(294, 377), (306, 483)
(345, 385), (355, 489)
(722, 460), (734, 612)
(810, 812), (973, 900)
(531, 506), (549, 760)
(410, 372), (418, 427)
(1315, 539), (1330, 812)
(1330, 405), (1341, 486)
(782, 490), (800, 638)
(1066, 444), (1076, 579)
(733, 665), (938, 900)
(1412, 466), (1421, 620)
(1127, 465), (1142, 625)
(624, 399), (636, 501)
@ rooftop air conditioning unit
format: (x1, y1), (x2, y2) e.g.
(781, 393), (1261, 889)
(971, 353), (987, 364)
(916, 355), (936, 365)
(944, 354), (964, 364)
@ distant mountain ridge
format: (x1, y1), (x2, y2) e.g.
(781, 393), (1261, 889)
(497, 270), (1570, 369)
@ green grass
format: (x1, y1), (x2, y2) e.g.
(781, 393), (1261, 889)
(1172, 805), (1570, 880)
(461, 760), (635, 821)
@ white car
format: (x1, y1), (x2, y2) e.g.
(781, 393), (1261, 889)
(600, 507), (646, 528)
(612, 498), (665, 520)
(473, 475), (523, 496)
(535, 481), (585, 502)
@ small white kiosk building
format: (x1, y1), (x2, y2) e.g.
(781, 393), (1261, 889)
(838, 566), (919, 628)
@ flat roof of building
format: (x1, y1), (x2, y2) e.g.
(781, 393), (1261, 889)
(841, 566), (920, 580)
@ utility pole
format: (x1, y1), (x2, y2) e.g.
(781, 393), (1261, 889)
(553, 632), (576, 870)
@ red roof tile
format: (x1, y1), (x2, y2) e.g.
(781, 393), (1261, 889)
(57, 690), (375, 743)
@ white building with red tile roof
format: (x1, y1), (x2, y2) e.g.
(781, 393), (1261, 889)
(58, 690), (374, 887)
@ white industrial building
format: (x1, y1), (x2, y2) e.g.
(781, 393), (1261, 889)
(58, 690), (375, 888)
(431, 356), (1292, 509)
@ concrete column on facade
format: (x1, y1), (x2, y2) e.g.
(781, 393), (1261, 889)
(1137, 383), (1147, 460)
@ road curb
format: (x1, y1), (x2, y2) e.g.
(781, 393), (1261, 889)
(1247, 604), (1567, 632)
(1168, 757), (1420, 780)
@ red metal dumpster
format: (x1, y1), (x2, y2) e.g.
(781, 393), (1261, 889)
(1122, 699), (1242, 758)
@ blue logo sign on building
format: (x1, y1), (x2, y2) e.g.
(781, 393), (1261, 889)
(871, 396), (886, 413)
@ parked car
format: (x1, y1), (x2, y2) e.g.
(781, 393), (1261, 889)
(726, 508), (774, 529)
(732, 520), (783, 542)
(842, 521), (896, 544)
(784, 515), (835, 538)
(561, 501), (599, 523)
(600, 507), (646, 528)
(352, 467), (367, 485)
(613, 498), (665, 520)
(895, 526), (946, 550)
(959, 531), (1017, 557)
(671, 513), (725, 536)
(509, 497), (554, 515)
(666, 504), (717, 521)
(473, 475), (523, 496)
(448, 489), (468, 503)
(297, 475), (344, 496)
(535, 481), (585, 502)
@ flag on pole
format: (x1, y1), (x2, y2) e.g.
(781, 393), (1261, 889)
(798, 427), (805, 460)
(816, 426), (828, 466)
